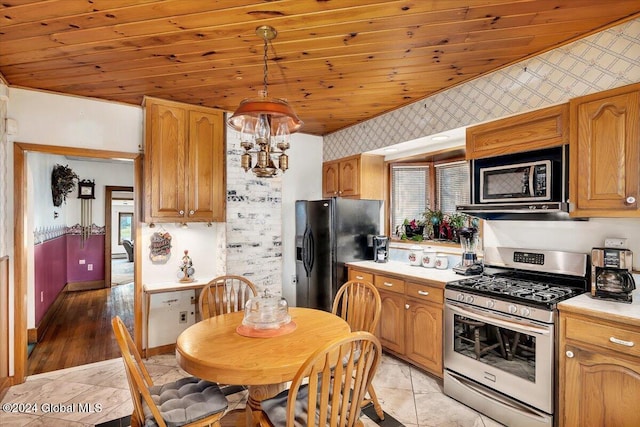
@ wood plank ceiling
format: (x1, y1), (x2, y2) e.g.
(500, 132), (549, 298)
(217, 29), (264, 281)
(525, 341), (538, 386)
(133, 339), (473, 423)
(1, 1), (639, 136)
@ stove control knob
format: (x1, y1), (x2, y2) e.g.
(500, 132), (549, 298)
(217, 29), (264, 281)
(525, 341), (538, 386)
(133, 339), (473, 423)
(457, 294), (465, 302)
(520, 307), (531, 317)
(465, 295), (474, 304)
(486, 300), (495, 309)
(508, 304), (518, 314)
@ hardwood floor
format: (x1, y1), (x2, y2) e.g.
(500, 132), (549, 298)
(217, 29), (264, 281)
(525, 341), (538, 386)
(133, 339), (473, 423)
(27, 283), (134, 376)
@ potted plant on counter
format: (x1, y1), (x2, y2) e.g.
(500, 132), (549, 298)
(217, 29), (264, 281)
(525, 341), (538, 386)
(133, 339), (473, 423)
(445, 212), (470, 243)
(423, 208), (444, 240)
(401, 218), (425, 241)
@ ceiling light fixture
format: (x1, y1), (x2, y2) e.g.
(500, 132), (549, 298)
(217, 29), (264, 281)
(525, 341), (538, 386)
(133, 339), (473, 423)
(431, 135), (450, 141)
(227, 25), (303, 178)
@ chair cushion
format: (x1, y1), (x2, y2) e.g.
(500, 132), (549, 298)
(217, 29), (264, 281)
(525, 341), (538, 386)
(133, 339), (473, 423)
(261, 384), (311, 427)
(143, 376), (227, 427)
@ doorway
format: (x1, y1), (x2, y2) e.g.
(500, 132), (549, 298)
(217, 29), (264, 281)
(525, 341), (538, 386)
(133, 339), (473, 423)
(105, 186), (135, 288)
(13, 142), (143, 383)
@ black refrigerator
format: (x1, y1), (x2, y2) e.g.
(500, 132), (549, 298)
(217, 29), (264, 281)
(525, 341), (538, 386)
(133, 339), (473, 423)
(295, 198), (383, 312)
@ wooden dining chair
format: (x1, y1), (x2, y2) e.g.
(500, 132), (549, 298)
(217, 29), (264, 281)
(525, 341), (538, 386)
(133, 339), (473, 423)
(198, 275), (257, 320)
(331, 279), (385, 420)
(257, 331), (382, 427)
(111, 316), (228, 427)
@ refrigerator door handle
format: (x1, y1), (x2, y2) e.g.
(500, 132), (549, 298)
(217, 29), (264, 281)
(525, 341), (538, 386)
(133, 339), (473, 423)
(303, 226), (315, 276)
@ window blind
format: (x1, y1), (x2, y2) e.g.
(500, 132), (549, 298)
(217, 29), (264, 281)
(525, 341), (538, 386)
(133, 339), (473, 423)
(436, 161), (470, 214)
(391, 165), (430, 235)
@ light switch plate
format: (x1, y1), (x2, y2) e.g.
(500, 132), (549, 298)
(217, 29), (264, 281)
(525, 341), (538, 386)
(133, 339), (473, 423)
(604, 237), (627, 248)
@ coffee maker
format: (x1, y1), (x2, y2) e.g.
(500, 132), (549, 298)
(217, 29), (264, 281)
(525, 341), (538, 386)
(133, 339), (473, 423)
(453, 227), (483, 275)
(373, 235), (389, 263)
(591, 248), (636, 303)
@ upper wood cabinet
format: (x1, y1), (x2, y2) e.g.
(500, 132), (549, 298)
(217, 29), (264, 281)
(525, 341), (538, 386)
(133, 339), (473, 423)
(322, 154), (384, 199)
(569, 82), (640, 217)
(466, 104), (569, 159)
(144, 97), (226, 223)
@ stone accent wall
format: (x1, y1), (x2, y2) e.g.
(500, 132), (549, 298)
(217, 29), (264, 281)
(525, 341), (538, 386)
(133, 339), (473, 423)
(324, 18), (640, 161)
(225, 122), (283, 295)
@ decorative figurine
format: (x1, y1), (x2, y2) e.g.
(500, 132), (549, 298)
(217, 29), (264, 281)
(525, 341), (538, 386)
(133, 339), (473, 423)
(177, 249), (195, 282)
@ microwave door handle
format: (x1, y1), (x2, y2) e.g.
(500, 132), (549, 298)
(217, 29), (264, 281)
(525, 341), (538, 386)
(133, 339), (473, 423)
(448, 303), (550, 336)
(528, 166), (535, 197)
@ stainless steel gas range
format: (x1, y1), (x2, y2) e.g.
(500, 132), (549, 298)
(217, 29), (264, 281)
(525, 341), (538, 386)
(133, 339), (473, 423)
(443, 247), (589, 427)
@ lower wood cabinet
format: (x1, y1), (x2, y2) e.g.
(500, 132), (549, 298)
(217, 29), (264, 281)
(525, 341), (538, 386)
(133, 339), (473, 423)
(558, 310), (640, 427)
(349, 268), (443, 377)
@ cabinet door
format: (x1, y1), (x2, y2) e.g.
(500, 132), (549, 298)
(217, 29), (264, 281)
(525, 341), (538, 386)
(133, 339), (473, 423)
(570, 84), (640, 216)
(187, 109), (225, 222)
(405, 299), (442, 376)
(562, 344), (640, 427)
(339, 157), (359, 196)
(146, 102), (187, 221)
(378, 290), (404, 354)
(322, 162), (340, 197)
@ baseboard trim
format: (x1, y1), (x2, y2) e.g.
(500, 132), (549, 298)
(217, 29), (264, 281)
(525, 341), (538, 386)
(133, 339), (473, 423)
(32, 284), (70, 342)
(145, 343), (175, 358)
(66, 280), (105, 292)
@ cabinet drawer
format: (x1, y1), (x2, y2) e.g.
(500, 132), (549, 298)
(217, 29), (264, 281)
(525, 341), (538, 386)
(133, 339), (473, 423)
(348, 269), (374, 284)
(565, 316), (640, 358)
(374, 275), (405, 294)
(406, 282), (443, 304)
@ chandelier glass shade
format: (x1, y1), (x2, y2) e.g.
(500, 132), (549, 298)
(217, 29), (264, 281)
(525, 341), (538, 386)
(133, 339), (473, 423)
(227, 25), (303, 178)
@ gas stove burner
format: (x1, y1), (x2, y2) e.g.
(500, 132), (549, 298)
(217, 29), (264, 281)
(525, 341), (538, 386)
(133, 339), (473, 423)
(447, 273), (586, 307)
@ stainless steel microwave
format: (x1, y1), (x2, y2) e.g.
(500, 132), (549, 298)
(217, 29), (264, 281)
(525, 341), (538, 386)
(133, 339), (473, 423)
(457, 146), (571, 220)
(479, 159), (551, 203)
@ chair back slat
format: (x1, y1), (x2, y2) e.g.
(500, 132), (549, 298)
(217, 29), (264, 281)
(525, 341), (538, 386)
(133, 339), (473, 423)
(199, 275), (257, 320)
(111, 316), (168, 427)
(285, 332), (381, 427)
(332, 280), (381, 333)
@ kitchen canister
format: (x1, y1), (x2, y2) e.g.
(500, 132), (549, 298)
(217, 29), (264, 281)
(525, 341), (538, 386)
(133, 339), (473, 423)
(421, 249), (437, 268)
(408, 246), (423, 266)
(435, 253), (449, 269)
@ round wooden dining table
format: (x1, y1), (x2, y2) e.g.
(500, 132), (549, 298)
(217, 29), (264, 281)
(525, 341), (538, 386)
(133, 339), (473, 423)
(175, 307), (351, 426)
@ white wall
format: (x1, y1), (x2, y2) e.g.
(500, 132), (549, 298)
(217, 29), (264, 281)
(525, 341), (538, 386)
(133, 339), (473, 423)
(8, 88), (143, 152)
(281, 133), (323, 306)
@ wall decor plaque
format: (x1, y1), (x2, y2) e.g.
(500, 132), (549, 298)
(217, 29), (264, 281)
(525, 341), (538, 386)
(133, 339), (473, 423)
(149, 231), (172, 264)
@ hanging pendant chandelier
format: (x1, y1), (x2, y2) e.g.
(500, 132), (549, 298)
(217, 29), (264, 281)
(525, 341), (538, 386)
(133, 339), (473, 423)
(227, 25), (303, 178)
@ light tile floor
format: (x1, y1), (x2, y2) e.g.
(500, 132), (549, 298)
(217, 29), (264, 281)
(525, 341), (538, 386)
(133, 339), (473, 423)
(0, 353), (505, 427)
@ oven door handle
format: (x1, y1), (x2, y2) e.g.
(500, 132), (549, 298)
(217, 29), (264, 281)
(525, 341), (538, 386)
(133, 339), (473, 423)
(447, 303), (550, 336)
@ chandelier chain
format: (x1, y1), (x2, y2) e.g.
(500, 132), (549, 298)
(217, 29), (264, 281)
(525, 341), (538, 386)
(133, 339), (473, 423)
(263, 37), (269, 96)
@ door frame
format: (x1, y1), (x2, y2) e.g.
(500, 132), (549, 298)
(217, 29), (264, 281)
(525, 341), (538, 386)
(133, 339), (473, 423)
(105, 186), (134, 288)
(13, 142), (143, 384)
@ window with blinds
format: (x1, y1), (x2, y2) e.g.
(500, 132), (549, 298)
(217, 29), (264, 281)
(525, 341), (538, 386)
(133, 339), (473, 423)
(391, 165), (430, 235)
(391, 160), (470, 236)
(436, 161), (470, 214)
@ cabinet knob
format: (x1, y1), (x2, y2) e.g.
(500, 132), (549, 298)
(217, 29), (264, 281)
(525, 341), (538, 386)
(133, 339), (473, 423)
(179, 210), (185, 215)
(418, 290), (429, 296)
(355, 275), (364, 280)
(383, 282), (393, 287)
(338, 190), (343, 194)
(566, 350), (574, 358)
(189, 210), (195, 215)
(626, 196), (636, 205)
(405, 304), (410, 310)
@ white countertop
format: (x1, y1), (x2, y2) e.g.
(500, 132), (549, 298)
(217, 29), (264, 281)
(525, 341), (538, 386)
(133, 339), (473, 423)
(143, 279), (210, 293)
(558, 289), (640, 325)
(347, 260), (465, 284)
